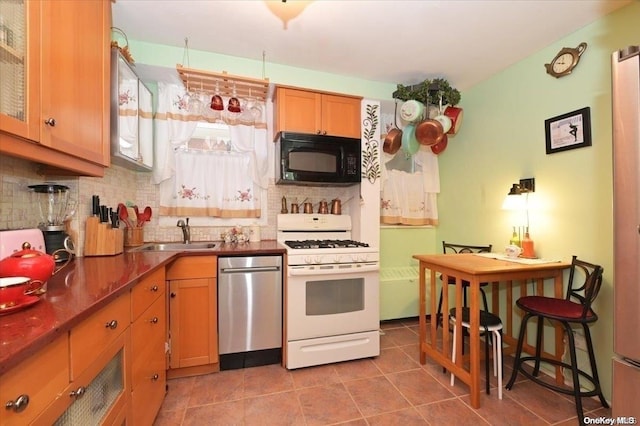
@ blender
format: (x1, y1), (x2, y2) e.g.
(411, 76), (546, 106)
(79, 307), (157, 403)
(28, 183), (74, 263)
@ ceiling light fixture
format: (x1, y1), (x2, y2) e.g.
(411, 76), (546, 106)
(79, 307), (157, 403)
(264, 0), (313, 29)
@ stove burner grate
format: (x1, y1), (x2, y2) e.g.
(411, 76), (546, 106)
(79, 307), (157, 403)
(284, 239), (370, 250)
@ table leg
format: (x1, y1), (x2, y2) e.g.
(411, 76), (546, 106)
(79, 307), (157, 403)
(419, 263), (427, 364)
(469, 277), (481, 408)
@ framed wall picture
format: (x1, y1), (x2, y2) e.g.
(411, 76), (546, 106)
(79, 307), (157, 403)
(544, 107), (592, 154)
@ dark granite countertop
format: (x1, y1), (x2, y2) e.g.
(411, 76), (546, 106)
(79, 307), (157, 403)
(0, 240), (286, 376)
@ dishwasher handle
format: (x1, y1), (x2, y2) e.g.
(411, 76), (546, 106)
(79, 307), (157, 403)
(220, 266), (281, 274)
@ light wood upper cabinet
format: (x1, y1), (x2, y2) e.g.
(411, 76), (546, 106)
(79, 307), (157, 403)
(274, 87), (362, 138)
(0, 0), (110, 176)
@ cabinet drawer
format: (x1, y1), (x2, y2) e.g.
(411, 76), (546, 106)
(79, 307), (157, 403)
(166, 255), (217, 280)
(0, 334), (69, 426)
(70, 292), (130, 379)
(131, 267), (166, 320)
(131, 371), (166, 426)
(131, 294), (166, 390)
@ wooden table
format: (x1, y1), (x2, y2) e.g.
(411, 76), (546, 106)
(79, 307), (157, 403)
(413, 253), (571, 408)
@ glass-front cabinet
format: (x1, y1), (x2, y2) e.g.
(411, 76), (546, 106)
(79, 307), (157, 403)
(0, 0), (38, 141)
(0, 0), (110, 176)
(110, 48), (154, 171)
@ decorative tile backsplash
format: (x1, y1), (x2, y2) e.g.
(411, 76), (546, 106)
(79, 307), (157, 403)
(0, 154), (360, 256)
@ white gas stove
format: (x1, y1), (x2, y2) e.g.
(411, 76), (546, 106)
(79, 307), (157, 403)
(277, 214), (380, 369)
(277, 214), (379, 267)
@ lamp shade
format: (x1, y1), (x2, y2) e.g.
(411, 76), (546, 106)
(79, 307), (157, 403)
(502, 193), (526, 210)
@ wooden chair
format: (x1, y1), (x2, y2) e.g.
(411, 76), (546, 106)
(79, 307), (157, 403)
(436, 242), (493, 329)
(506, 256), (609, 424)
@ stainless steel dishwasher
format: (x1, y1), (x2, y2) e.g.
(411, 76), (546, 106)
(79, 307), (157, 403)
(218, 255), (283, 370)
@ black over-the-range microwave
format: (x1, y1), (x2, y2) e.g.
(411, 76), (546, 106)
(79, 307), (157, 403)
(275, 132), (361, 186)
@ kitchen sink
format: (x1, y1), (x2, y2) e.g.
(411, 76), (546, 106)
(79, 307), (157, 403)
(131, 242), (217, 252)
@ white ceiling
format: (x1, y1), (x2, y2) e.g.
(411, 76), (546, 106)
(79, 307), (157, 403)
(112, 0), (630, 92)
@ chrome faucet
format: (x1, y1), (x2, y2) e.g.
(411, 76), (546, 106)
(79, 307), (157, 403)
(177, 218), (190, 244)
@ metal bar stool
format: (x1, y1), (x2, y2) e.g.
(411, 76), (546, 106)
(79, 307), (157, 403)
(506, 256), (609, 424)
(450, 307), (503, 399)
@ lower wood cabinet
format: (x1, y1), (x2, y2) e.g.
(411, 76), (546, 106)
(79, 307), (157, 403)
(0, 334), (69, 426)
(167, 255), (218, 377)
(130, 268), (167, 425)
(0, 265), (169, 425)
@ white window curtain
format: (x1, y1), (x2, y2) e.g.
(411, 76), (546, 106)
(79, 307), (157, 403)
(380, 148), (440, 226)
(152, 82), (268, 218)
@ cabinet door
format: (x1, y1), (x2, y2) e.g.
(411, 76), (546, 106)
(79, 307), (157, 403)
(321, 94), (362, 138)
(0, 0), (40, 141)
(131, 294), (166, 426)
(39, 0), (110, 166)
(275, 87), (321, 135)
(169, 277), (218, 369)
(0, 334), (68, 426)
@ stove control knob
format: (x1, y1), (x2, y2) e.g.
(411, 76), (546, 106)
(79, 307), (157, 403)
(333, 255), (341, 263)
(351, 254), (359, 262)
(304, 256), (314, 264)
(314, 256), (323, 264)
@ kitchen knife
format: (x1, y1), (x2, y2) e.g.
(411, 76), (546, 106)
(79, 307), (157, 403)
(92, 195), (100, 216)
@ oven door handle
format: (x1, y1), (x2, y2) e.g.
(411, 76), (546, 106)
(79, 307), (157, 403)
(288, 263), (379, 276)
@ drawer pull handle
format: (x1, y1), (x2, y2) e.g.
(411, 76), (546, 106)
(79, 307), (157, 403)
(5, 394), (29, 413)
(105, 320), (118, 329)
(151, 373), (159, 381)
(151, 285), (159, 292)
(44, 118), (56, 127)
(69, 387), (86, 399)
(150, 317), (159, 324)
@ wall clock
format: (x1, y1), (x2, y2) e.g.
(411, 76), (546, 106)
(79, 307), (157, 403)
(545, 42), (588, 78)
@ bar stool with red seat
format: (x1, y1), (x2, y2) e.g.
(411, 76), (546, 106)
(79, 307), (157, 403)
(506, 256), (609, 424)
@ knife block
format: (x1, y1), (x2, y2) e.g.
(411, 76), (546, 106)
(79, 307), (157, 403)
(84, 216), (124, 256)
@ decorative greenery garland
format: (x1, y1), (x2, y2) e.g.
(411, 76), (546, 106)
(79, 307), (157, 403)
(393, 78), (461, 107)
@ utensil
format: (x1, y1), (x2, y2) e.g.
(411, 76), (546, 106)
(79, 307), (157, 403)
(401, 123), (420, 155)
(399, 100), (425, 124)
(443, 106), (464, 135)
(330, 198), (342, 215)
(318, 200), (329, 214)
(118, 203), (133, 228)
(415, 118), (445, 146)
(143, 206), (152, 224)
(383, 102), (403, 155)
(430, 134), (448, 155)
(134, 205), (141, 226)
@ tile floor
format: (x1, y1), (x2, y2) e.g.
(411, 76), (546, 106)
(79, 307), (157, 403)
(153, 318), (611, 425)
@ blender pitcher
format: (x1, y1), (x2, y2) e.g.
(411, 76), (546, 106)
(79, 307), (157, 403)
(28, 183), (73, 263)
(29, 183), (70, 226)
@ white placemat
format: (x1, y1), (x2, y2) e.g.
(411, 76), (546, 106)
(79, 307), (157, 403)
(474, 252), (562, 265)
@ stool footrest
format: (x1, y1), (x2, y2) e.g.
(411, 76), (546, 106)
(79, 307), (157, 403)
(515, 356), (604, 398)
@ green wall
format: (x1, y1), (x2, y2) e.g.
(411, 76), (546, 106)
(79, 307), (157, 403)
(437, 2), (640, 400)
(126, 1), (640, 399)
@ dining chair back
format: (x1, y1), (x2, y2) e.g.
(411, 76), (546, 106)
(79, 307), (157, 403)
(436, 242), (493, 328)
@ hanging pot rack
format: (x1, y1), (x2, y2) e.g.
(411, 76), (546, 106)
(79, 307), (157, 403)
(176, 64), (270, 102)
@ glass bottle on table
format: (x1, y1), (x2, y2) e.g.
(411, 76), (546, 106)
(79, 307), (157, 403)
(509, 226), (521, 247)
(521, 228), (535, 258)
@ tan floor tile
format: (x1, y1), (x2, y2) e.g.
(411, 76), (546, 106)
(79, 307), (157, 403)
(290, 363), (341, 389)
(161, 376), (196, 412)
(505, 379), (583, 423)
(333, 357), (383, 381)
(244, 391), (305, 425)
(344, 376), (411, 417)
(415, 398), (490, 426)
(182, 399), (244, 426)
(153, 409), (185, 426)
(384, 327), (420, 346)
(459, 391), (548, 426)
(188, 369), (244, 406)
(243, 364), (294, 398)
(373, 346), (421, 373)
(387, 369), (456, 406)
(297, 383), (362, 425)
(366, 407), (429, 425)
